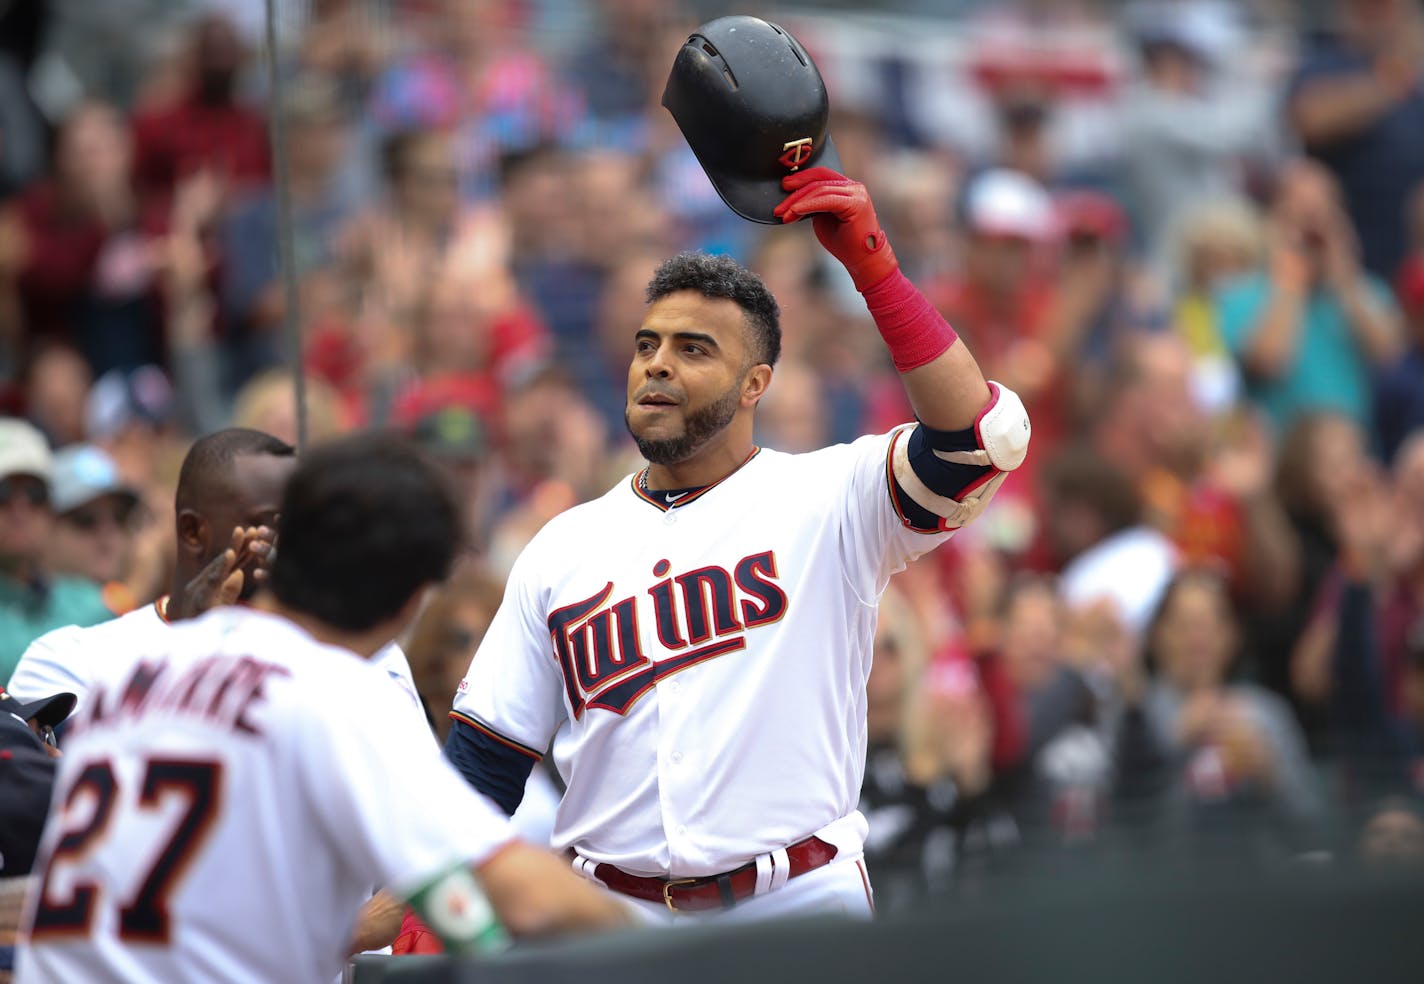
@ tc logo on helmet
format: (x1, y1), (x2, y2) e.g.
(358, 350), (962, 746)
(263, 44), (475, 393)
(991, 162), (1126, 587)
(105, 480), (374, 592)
(779, 137), (814, 171)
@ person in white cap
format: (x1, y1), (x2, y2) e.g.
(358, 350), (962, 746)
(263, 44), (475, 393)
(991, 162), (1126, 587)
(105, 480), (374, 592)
(0, 419), (114, 687)
(44, 445), (145, 612)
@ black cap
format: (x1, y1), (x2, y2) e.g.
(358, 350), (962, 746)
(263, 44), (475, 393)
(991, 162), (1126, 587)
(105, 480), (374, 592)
(0, 698), (58, 876)
(662, 15), (841, 225)
(0, 688), (77, 730)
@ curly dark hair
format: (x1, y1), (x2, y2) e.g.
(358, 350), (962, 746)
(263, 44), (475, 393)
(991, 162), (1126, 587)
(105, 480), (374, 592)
(645, 252), (781, 368)
(270, 433), (462, 632)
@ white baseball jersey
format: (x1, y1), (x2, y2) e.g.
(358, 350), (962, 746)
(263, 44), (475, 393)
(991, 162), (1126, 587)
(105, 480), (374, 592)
(18, 607), (512, 984)
(8, 598), (422, 719)
(453, 427), (955, 879)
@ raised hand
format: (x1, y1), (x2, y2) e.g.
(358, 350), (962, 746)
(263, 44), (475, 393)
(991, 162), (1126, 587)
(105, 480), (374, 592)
(169, 525), (276, 620)
(774, 167), (898, 291)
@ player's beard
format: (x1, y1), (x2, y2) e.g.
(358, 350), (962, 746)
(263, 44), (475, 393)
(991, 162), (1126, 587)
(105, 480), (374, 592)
(626, 384), (741, 466)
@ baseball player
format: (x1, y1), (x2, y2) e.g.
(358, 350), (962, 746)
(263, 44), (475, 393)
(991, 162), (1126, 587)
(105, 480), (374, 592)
(6, 428), (422, 718)
(445, 22), (1029, 924)
(8, 427), (432, 955)
(18, 434), (631, 984)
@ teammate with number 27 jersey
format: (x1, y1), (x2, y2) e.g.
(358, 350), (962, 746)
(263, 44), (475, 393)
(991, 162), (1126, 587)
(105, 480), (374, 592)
(19, 607), (513, 984)
(20, 435), (632, 983)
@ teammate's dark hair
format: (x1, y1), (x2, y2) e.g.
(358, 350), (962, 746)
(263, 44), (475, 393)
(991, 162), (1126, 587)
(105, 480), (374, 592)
(646, 252), (782, 368)
(175, 428), (295, 514)
(269, 433), (462, 632)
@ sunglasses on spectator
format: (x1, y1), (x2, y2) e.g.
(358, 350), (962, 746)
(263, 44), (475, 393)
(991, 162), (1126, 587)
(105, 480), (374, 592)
(31, 721), (57, 748)
(0, 477), (50, 508)
(64, 501), (138, 532)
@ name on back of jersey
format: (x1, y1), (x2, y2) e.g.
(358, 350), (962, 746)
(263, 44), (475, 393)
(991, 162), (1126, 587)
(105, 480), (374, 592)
(69, 656), (290, 740)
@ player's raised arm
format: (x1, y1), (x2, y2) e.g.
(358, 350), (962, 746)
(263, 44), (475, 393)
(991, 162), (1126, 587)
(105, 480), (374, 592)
(776, 167), (1030, 525)
(775, 167), (993, 430)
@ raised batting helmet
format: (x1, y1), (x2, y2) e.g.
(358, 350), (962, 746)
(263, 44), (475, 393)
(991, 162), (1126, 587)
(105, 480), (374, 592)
(662, 15), (841, 225)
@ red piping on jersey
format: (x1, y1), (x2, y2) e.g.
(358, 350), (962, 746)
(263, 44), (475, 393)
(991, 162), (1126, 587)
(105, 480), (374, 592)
(630, 447), (763, 513)
(884, 429), (949, 534)
(448, 711), (544, 761)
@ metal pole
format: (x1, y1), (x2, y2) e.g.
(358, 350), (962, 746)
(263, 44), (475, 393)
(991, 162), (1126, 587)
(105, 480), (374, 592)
(263, 0), (308, 452)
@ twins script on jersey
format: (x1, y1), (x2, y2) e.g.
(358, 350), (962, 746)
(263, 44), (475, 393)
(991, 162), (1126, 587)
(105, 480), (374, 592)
(453, 427), (955, 878)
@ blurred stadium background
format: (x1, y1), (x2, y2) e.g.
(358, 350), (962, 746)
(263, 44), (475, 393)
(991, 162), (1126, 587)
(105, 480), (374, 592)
(3, 0), (1424, 978)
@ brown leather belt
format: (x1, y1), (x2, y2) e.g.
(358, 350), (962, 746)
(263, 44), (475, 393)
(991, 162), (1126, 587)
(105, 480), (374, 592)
(592, 835), (838, 912)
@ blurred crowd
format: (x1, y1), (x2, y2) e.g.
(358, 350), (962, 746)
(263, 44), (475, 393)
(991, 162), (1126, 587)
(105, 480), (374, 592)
(1, 0), (1424, 911)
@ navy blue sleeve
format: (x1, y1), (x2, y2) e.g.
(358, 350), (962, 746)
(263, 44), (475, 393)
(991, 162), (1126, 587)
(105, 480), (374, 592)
(443, 717), (537, 817)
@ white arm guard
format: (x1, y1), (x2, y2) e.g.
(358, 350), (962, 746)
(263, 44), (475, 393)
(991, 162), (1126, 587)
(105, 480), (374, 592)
(889, 381), (1031, 532)
(941, 381), (1031, 473)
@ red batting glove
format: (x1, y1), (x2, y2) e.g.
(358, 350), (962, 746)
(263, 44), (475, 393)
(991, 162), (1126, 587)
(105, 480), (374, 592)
(773, 167), (899, 292)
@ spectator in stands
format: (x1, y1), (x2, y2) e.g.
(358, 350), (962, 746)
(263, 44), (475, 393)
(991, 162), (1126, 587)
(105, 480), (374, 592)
(1253, 411), (1372, 744)
(1165, 197), (1263, 414)
(333, 125), (537, 425)
(989, 573), (1108, 846)
(498, 367), (613, 508)
(860, 584), (1003, 909)
(7, 102), (167, 375)
(1039, 445), (1178, 640)
(294, 0), (388, 113)
(402, 562), (505, 742)
(1288, 0), (1424, 279)
(933, 171), (1063, 456)
(755, 360), (832, 455)
(1091, 332), (1299, 611)
(369, 0), (583, 201)
(1305, 432), (1424, 800)
(84, 365), (175, 485)
(564, 0), (683, 144)
(130, 12), (268, 207)
(409, 402), (497, 559)
(0, 420), (112, 685)
(1112, 568), (1323, 852)
(1120, 1), (1273, 269)
(1215, 160), (1402, 436)
(501, 145), (603, 354)
(229, 368), (348, 447)
(221, 76), (356, 394)
(19, 345), (91, 449)
(43, 445), (143, 613)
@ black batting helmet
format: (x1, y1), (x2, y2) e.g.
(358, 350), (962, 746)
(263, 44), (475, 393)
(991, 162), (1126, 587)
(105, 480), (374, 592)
(662, 16), (841, 225)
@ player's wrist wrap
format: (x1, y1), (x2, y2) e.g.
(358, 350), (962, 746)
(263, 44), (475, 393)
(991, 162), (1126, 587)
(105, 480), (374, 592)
(861, 270), (959, 373)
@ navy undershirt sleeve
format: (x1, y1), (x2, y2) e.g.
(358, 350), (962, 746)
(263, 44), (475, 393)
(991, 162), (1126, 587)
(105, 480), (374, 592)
(891, 422), (997, 530)
(443, 718), (536, 817)
(909, 421), (995, 496)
